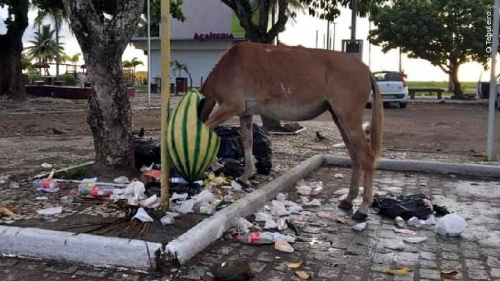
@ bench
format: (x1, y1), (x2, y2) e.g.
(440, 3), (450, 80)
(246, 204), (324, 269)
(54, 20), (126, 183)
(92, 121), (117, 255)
(409, 88), (445, 99)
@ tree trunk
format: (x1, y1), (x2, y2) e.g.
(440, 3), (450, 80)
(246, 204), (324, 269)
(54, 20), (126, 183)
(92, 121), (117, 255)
(62, 0), (144, 171)
(447, 74), (454, 93)
(85, 52), (134, 171)
(55, 22), (60, 80)
(450, 66), (463, 99)
(0, 0), (29, 98)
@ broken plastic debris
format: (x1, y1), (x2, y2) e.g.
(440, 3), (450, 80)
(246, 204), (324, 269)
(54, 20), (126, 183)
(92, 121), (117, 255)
(334, 173), (344, 179)
(192, 190), (216, 203)
(174, 199), (195, 214)
(277, 218), (288, 231)
(41, 163), (53, 169)
(113, 176), (130, 184)
(133, 207), (154, 222)
(60, 195), (73, 205)
(270, 200), (290, 216)
(295, 270), (310, 279)
(125, 180), (146, 199)
(264, 217), (278, 229)
(171, 192), (189, 201)
(393, 228), (417, 235)
(352, 222), (367, 232)
(301, 198), (321, 206)
(395, 216), (405, 228)
(276, 193), (287, 202)
(160, 213), (175, 225)
(296, 185), (312, 196)
(275, 240), (294, 252)
(333, 142), (346, 148)
(35, 196), (48, 201)
(230, 181), (243, 191)
(0, 175), (9, 185)
(407, 216), (425, 228)
(255, 211), (273, 222)
(435, 214), (467, 236)
(140, 163), (154, 172)
(287, 205), (303, 214)
(37, 206), (63, 215)
(140, 194), (158, 208)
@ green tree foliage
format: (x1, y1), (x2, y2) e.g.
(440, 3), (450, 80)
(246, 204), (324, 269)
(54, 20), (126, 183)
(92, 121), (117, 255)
(25, 24), (65, 63)
(368, 0), (491, 98)
(135, 0), (186, 37)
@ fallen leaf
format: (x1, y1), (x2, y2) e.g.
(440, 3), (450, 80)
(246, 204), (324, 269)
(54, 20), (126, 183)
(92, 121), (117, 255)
(387, 267), (412, 275)
(0, 205), (16, 218)
(286, 261), (302, 269)
(441, 269), (459, 279)
(275, 240), (294, 253)
(295, 270), (310, 279)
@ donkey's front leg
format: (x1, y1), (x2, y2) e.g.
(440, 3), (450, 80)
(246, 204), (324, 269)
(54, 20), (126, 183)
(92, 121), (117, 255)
(239, 115), (255, 184)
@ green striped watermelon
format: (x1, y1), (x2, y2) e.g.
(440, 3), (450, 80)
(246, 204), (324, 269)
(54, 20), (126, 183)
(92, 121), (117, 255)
(167, 91), (220, 182)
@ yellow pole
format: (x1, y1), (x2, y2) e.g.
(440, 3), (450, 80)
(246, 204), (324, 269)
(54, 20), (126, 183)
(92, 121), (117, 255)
(160, 0), (171, 210)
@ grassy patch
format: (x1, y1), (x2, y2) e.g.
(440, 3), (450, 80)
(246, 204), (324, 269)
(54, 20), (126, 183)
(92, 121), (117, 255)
(407, 81), (477, 96)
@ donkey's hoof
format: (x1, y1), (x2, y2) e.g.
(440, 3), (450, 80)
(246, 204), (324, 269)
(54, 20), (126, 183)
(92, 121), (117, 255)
(352, 210), (368, 221)
(338, 200), (353, 210)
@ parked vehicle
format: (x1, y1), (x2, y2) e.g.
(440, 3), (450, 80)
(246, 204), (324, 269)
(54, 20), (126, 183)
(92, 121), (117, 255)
(476, 78), (500, 110)
(368, 71), (409, 108)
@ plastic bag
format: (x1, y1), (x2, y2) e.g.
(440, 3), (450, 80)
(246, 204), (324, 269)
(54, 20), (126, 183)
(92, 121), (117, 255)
(214, 124), (272, 177)
(435, 214), (467, 236)
(372, 194), (434, 220)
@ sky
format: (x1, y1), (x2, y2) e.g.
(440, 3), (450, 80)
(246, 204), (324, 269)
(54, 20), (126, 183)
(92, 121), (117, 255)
(0, 5), (493, 82)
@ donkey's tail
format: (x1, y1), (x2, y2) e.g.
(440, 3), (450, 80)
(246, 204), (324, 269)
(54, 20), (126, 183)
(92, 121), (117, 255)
(369, 75), (384, 168)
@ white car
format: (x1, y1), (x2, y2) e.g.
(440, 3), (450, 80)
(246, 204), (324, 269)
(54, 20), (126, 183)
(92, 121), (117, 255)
(476, 80), (500, 110)
(368, 71), (409, 108)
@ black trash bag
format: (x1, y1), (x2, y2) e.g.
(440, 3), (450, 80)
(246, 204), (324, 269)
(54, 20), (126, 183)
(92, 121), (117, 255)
(371, 194), (434, 220)
(214, 124), (272, 176)
(218, 158), (245, 178)
(133, 136), (161, 170)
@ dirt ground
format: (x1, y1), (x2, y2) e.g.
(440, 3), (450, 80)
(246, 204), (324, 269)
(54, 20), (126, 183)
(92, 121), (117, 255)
(0, 93), (499, 241)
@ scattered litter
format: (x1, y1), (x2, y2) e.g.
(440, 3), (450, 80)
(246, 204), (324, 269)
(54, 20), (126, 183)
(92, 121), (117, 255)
(132, 207), (154, 222)
(333, 142), (346, 148)
(0, 205), (17, 218)
(403, 237), (428, 243)
(334, 174), (344, 179)
(387, 267), (412, 276)
(335, 217), (347, 224)
(407, 216), (425, 228)
(255, 211), (273, 222)
(271, 200), (290, 216)
(140, 195), (159, 208)
(372, 194), (437, 220)
(234, 218), (253, 233)
(35, 196), (48, 201)
(393, 228), (416, 235)
(193, 203), (217, 215)
(276, 192), (287, 202)
(395, 216), (405, 228)
(9, 182), (19, 189)
(318, 211), (338, 221)
(301, 198), (321, 206)
(288, 205), (303, 214)
(230, 181), (243, 191)
(60, 195), (73, 206)
(264, 217), (278, 229)
(41, 163), (53, 169)
(384, 240), (405, 250)
(140, 163), (154, 172)
(192, 189), (216, 203)
(435, 214), (467, 236)
(441, 269), (460, 279)
(0, 175), (8, 184)
(277, 218), (288, 231)
(286, 220), (301, 236)
(295, 270), (310, 279)
(113, 176), (130, 184)
(174, 199), (195, 214)
(160, 213), (175, 225)
(171, 192), (189, 201)
(275, 240), (294, 252)
(235, 232), (295, 244)
(296, 185), (312, 196)
(124, 180), (146, 199)
(211, 261), (255, 281)
(352, 222), (367, 232)
(37, 207), (63, 215)
(286, 261), (303, 269)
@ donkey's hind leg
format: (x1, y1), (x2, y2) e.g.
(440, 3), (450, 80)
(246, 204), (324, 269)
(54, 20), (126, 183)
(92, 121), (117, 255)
(239, 115), (255, 184)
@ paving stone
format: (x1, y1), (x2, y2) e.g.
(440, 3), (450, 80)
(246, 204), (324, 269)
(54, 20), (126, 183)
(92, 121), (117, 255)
(249, 261), (267, 273)
(441, 251), (460, 260)
(441, 259), (463, 269)
(467, 268), (489, 280)
(317, 265), (341, 278)
(465, 259), (485, 269)
(491, 268), (500, 278)
(74, 270), (106, 278)
(420, 259), (438, 269)
(255, 252), (276, 263)
(420, 251), (436, 260)
(419, 268), (441, 280)
(0, 259), (18, 267)
(488, 256), (500, 267)
(462, 250), (480, 258)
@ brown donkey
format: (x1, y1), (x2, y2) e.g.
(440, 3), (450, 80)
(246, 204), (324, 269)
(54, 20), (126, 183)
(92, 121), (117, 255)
(199, 42), (383, 220)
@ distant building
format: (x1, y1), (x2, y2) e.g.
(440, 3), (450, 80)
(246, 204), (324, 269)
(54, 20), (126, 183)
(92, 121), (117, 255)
(130, 0), (245, 88)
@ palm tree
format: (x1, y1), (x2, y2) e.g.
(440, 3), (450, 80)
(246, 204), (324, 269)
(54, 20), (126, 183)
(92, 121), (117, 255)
(33, 7), (68, 79)
(130, 57), (144, 75)
(25, 25), (65, 64)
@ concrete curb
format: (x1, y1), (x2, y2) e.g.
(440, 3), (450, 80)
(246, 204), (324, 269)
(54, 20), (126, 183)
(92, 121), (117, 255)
(0, 155), (324, 269)
(0, 226), (162, 270)
(165, 154), (324, 265)
(324, 156), (500, 178)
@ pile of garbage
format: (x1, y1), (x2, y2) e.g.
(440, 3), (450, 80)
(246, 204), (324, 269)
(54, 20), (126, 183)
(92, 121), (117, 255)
(372, 193), (467, 237)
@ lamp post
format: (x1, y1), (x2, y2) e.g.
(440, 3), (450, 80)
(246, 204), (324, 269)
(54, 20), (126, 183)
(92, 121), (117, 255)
(487, 0), (499, 160)
(147, 0), (151, 108)
(160, 0), (171, 209)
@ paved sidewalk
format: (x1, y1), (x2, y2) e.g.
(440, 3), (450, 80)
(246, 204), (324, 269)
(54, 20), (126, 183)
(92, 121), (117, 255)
(2, 167), (500, 280)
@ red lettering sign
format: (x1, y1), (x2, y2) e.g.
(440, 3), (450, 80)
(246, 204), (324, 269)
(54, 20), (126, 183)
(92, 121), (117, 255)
(194, 32), (235, 42)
